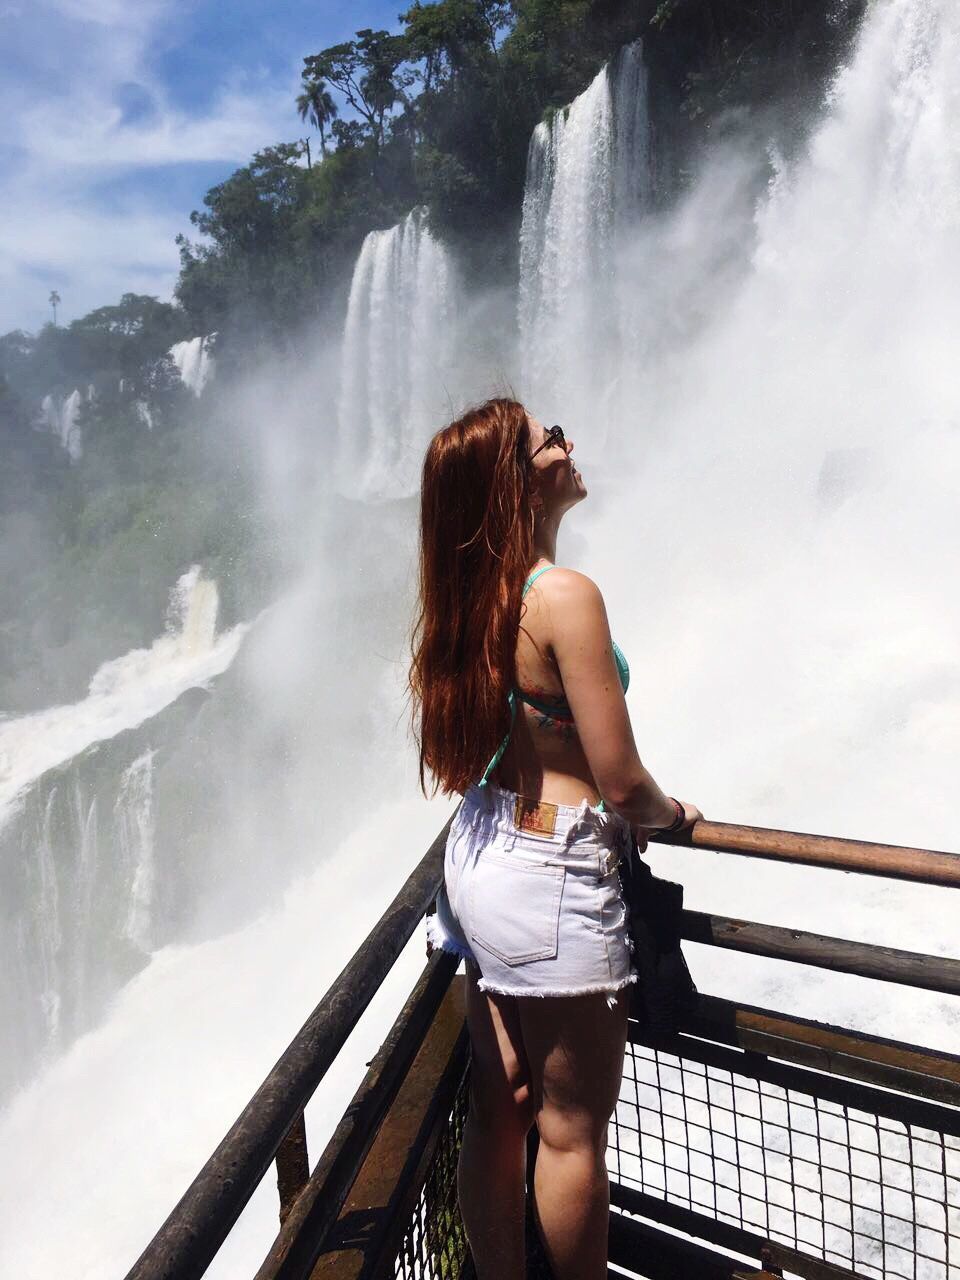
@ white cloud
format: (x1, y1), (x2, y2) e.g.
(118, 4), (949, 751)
(0, 1), (302, 332)
(49, 0), (165, 23)
(0, 198), (185, 336)
(19, 78), (296, 171)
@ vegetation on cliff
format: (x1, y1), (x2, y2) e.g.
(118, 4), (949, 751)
(0, 0), (865, 711)
(4, 1), (866, 383)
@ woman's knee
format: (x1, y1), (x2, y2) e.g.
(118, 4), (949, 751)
(536, 1101), (610, 1160)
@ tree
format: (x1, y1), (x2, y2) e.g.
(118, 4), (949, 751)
(175, 143), (316, 343)
(296, 79), (339, 158)
(402, 0), (508, 90)
(65, 293), (189, 382)
(302, 29), (415, 150)
(49, 291), (61, 326)
(73, 293), (183, 340)
(184, 144), (309, 255)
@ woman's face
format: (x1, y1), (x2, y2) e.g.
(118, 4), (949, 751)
(527, 414), (587, 514)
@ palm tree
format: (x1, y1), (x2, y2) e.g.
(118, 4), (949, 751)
(296, 80), (338, 159)
(49, 290), (61, 326)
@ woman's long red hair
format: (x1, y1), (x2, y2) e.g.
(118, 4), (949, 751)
(409, 398), (535, 796)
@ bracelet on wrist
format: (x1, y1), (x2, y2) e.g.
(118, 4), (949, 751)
(658, 797), (686, 834)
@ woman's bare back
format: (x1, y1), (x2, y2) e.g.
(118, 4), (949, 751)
(493, 566), (604, 806)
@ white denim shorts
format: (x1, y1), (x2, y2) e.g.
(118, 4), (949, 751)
(427, 782), (636, 1005)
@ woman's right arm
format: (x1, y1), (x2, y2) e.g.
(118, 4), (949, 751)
(544, 569), (699, 832)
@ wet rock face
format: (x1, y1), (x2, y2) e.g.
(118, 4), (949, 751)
(0, 569), (244, 1102)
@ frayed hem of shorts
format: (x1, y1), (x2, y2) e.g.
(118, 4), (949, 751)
(425, 914), (475, 964)
(476, 971), (637, 1009)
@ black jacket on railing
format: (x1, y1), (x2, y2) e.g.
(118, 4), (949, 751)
(621, 847), (699, 1041)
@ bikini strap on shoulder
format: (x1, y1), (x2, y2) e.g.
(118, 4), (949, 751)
(522, 564), (557, 599)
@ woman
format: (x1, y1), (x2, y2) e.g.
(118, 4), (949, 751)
(409, 398), (701, 1279)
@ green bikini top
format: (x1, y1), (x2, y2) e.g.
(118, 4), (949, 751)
(478, 564), (630, 789)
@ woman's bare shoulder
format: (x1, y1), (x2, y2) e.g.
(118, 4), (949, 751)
(531, 567), (606, 618)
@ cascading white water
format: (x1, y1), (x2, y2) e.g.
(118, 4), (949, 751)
(0, 567), (243, 825)
(169, 335), (214, 395)
(518, 39), (651, 426)
(34, 790), (63, 1043)
(39, 343), (207, 447)
(117, 750), (157, 951)
(134, 399), (154, 429)
(3, 3), (960, 1276)
(0, 567), (248, 1098)
(39, 388), (84, 459)
(336, 206), (459, 501)
(587, 0), (960, 1037)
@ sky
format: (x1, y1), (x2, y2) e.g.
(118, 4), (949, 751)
(0, 0), (402, 335)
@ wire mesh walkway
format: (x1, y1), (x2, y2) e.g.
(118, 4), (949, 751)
(612, 1035), (960, 1280)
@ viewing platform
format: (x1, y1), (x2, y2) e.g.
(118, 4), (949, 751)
(125, 817), (960, 1280)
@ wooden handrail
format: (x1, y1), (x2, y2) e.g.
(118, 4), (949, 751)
(126, 808), (957, 1280)
(655, 818), (960, 887)
(671, 993), (960, 1112)
(255, 952), (459, 1280)
(680, 909), (960, 996)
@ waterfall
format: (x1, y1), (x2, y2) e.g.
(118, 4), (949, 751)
(39, 345), (208, 445)
(6, 4), (960, 1274)
(34, 789), (63, 1047)
(336, 207), (458, 501)
(169, 336), (214, 395)
(752, 0), (960, 339)
(518, 40), (651, 423)
(39, 388), (84, 460)
(0, 568), (248, 1098)
(0, 567), (245, 825)
(117, 751), (157, 951)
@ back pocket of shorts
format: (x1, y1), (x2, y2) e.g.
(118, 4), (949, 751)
(468, 851), (565, 966)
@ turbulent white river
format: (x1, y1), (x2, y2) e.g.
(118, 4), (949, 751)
(2, 0), (959, 1275)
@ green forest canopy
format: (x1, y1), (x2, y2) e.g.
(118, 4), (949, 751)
(4, 0), (862, 377)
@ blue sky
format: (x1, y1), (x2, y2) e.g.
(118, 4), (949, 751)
(0, 0), (403, 333)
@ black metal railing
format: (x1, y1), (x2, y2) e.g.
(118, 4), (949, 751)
(124, 816), (960, 1280)
(125, 818), (454, 1280)
(611, 1003), (960, 1280)
(393, 1072), (471, 1280)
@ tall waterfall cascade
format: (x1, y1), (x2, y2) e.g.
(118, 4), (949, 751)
(519, 39), (651, 427)
(169, 335), (215, 396)
(336, 207), (459, 501)
(134, 399), (154, 429)
(39, 388), (84, 460)
(116, 750), (157, 952)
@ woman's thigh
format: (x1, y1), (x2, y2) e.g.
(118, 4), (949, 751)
(517, 990), (629, 1149)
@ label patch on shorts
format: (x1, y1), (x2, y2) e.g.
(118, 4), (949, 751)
(514, 797), (558, 837)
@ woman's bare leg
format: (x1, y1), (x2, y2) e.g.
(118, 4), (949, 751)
(458, 967), (534, 1279)
(518, 989), (629, 1280)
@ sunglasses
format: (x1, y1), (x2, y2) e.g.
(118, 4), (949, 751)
(528, 424), (567, 462)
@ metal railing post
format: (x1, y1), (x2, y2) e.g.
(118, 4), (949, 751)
(124, 815), (454, 1280)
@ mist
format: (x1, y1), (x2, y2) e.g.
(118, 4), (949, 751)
(1, 0), (958, 1275)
